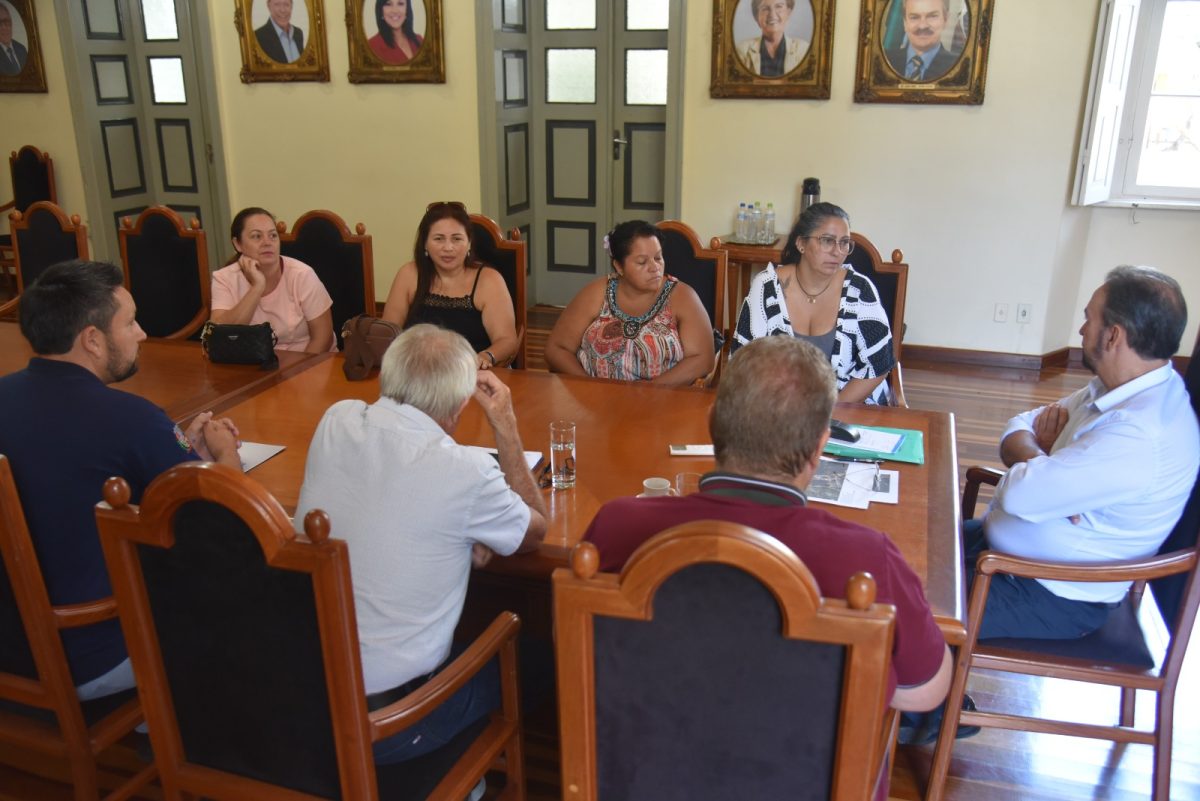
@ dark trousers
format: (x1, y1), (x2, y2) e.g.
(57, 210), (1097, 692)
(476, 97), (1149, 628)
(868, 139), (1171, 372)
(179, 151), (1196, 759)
(963, 518), (1115, 640)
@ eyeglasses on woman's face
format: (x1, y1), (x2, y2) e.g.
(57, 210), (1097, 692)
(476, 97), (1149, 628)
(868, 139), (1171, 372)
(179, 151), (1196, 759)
(804, 234), (855, 255)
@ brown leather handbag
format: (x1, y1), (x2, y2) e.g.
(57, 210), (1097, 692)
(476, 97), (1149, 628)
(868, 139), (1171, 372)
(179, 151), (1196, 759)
(341, 315), (402, 380)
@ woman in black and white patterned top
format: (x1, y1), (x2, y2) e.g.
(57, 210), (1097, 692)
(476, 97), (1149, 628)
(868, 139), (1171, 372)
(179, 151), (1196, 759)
(731, 202), (895, 404)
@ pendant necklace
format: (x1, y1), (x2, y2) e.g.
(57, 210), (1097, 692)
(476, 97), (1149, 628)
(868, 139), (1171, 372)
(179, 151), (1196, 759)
(796, 274), (836, 304)
(607, 276), (676, 339)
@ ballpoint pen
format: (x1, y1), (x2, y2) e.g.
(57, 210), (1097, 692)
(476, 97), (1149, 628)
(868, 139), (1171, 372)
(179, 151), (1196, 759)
(829, 456), (883, 465)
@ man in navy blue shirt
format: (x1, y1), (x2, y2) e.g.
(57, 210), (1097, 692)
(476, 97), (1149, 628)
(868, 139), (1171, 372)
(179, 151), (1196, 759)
(0, 260), (241, 700)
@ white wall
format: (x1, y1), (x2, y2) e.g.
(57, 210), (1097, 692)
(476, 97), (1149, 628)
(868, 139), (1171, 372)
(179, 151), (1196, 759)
(8, 0), (1197, 355)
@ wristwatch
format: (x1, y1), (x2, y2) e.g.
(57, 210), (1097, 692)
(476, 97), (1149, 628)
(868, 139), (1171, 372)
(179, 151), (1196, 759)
(484, 350), (497, 366)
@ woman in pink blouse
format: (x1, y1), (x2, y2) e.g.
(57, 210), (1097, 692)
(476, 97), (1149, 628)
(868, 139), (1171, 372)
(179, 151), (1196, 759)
(544, 220), (714, 387)
(210, 207), (336, 354)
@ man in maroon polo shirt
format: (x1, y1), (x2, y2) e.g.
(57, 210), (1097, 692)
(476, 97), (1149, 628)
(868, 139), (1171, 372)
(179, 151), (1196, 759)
(583, 336), (951, 715)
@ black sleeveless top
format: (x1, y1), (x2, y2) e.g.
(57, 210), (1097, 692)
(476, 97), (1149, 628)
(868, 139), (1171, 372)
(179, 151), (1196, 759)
(406, 266), (492, 352)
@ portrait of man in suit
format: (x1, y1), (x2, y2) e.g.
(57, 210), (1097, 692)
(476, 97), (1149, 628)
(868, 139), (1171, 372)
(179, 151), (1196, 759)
(885, 0), (959, 82)
(0, 2), (29, 76)
(255, 0), (305, 64)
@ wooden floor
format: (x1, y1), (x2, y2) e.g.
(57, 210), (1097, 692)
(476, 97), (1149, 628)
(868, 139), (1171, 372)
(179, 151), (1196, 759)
(4, 306), (1197, 800)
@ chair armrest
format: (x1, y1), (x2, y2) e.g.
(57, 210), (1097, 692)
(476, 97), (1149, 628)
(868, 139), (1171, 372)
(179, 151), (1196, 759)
(0, 200), (15, 214)
(976, 547), (1197, 584)
(369, 611), (522, 741)
(53, 596), (119, 629)
(961, 466), (1003, 520)
(888, 363), (908, 408)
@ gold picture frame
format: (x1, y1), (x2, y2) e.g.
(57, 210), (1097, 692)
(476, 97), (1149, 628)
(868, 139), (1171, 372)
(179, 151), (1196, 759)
(346, 0), (445, 84)
(854, 0), (994, 105)
(710, 0), (835, 100)
(0, 0), (47, 94)
(235, 0), (330, 84)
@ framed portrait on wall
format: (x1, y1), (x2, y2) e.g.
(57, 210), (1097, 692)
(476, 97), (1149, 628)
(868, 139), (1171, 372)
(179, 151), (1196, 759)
(235, 0), (330, 83)
(0, 0), (47, 93)
(710, 0), (835, 99)
(854, 0), (994, 104)
(346, 0), (445, 84)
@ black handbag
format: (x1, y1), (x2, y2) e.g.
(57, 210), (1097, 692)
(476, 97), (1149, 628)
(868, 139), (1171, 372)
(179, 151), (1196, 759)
(201, 321), (279, 370)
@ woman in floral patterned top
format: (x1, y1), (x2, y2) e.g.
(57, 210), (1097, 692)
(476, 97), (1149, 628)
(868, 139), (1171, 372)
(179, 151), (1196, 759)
(545, 220), (715, 387)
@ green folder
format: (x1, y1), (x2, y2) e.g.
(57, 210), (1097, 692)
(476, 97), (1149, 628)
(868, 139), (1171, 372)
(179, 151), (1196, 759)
(823, 425), (925, 465)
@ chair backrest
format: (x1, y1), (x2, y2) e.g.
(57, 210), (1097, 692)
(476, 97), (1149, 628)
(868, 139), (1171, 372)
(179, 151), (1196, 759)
(11, 201), (89, 291)
(470, 213), (527, 367)
(554, 520), (895, 801)
(9, 146), (56, 214)
(1150, 330), (1200, 634)
(118, 206), (209, 339)
(96, 463), (380, 800)
(845, 232), (908, 360)
(0, 454), (102, 764)
(656, 220), (728, 335)
(278, 210), (376, 350)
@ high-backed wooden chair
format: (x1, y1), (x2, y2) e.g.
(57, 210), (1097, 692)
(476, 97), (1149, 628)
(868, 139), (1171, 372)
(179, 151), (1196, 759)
(470, 214), (527, 368)
(96, 462), (527, 801)
(0, 202), (90, 317)
(657, 220), (728, 383)
(0, 146), (57, 289)
(554, 520), (896, 801)
(118, 206), (209, 339)
(925, 337), (1200, 801)
(277, 210), (376, 350)
(0, 455), (155, 801)
(846, 233), (909, 407)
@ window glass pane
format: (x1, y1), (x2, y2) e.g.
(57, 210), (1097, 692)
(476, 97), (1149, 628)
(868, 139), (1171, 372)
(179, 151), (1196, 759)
(149, 57), (186, 103)
(85, 0), (123, 38)
(1134, 1), (1200, 187)
(627, 0), (669, 30)
(140, 0), (178, 39)
(546, 0), (595, 29)
(547, 48), (596, 103)
(626, 49), (668, 105)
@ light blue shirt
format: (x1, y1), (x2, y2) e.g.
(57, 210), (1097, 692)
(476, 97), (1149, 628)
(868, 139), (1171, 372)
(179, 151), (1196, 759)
(986, 363), (1199, 602)
(270, 19), (301, 63)
(902, 43), (943, 80)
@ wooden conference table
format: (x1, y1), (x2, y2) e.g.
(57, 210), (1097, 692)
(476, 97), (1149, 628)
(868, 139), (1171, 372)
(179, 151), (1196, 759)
(215, 356), (966, 642)
(0, 321), (330, 422)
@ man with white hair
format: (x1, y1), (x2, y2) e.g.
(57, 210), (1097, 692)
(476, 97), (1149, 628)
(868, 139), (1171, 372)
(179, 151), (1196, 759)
(294, 324), (546, 767)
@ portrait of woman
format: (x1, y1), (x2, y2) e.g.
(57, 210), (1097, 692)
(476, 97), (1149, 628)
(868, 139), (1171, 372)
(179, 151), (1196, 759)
(732, 0), (813, 77)
(366, 0), (424, 65)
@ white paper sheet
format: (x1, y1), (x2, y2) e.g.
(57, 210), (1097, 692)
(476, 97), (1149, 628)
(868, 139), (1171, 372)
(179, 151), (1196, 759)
(238, 441), (285, 472)
(467, 446), (542, 471)
(668, 444), (714, 456)
(834, 428), (903, 454)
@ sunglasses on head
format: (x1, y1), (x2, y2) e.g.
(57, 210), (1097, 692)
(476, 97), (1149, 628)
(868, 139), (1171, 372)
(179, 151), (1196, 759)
(426, 201), (467, 212)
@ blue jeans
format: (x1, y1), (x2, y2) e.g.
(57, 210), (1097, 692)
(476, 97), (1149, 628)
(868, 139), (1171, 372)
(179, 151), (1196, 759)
(964, 518), (1114, 640)
(370, 650), (500, 765)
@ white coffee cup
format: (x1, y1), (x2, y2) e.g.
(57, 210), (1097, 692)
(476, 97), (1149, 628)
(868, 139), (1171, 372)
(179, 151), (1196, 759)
(642, 477), (676, 497)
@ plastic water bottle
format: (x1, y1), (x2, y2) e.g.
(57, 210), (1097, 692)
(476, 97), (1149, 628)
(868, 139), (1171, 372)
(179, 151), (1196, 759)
(764, 203), (776, 245)
(735, 203), (747, 241)
(750, 202), (762, 245)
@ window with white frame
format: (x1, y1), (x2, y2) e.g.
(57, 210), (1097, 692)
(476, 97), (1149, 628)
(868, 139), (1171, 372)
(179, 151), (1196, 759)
(1074, 0), (1200, 208)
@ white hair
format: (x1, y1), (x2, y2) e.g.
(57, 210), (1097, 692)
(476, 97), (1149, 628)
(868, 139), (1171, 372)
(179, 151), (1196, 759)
(380, 324), (476, 422)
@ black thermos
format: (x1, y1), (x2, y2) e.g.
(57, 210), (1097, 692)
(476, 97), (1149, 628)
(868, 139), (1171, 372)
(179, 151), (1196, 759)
(801, 178), (821, 213)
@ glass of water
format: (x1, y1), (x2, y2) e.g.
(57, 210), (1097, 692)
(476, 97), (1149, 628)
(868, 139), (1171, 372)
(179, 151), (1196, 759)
(550, 420), (576, 490)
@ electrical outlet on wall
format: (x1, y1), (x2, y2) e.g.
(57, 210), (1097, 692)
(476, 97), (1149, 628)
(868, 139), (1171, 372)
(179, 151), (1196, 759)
(1017, 304), (1032, 324)
(994, 303), (1009, 323)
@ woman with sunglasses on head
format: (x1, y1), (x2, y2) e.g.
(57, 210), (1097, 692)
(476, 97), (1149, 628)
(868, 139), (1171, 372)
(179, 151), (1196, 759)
(544, 220), (715, 388)
(211, 206), (336, 353)
(381, 202), (518, 370)
(731, 202), (895, 404)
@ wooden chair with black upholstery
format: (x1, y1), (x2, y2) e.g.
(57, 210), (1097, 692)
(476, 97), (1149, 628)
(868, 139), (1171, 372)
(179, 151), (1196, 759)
(845, 233), (909, 407)
(0, 201), (90, 318)
(469, 214), (527, 368)
(0, 146), (57, 290)
(657, 220), (728, 384)
(117, 206), (209, 339)
(278, 210), (376, 350)
(95, 461), (527, 801)
(0, 455), (155, 801)
(925, 336), (1200, 801)
(554, 520), (897, 801)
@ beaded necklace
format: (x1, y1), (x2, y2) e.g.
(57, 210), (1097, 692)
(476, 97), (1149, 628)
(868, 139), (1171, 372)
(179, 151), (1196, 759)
(605, 276), (676, 339)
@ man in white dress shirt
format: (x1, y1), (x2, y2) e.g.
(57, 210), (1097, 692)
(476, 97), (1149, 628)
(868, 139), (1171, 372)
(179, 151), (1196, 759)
(971, 265), (1198, 640)
(294, 324), (546, 765)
